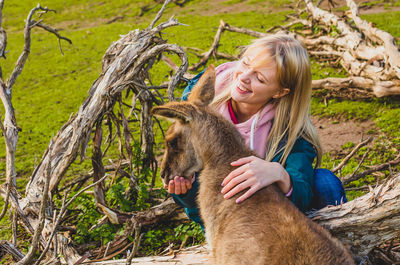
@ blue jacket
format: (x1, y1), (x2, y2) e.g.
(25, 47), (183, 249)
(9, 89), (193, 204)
(171, 69), (317, 226)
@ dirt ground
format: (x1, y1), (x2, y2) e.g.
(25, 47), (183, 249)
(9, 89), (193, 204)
(311, 117), (376, 154)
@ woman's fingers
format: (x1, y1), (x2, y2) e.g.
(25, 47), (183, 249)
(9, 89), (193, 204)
(230, 156), (256, 166)
(180, 178), (188, 194)
(222, 156), (258, 186)
(168, 180), (175, 194)
(236, 186), (258, 203)
(222, 164), (248, 187)
(166, 177), (192, 195)
(222, 177), (253, 200)
(185, 178), (192, 191)
(221, 172), (249, 194)
(174, 176), (182, 194)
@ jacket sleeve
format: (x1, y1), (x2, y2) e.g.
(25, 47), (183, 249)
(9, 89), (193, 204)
(281, 138), (316, 212)
(170, 177), (199, 209)
(170, 177), (204, 229)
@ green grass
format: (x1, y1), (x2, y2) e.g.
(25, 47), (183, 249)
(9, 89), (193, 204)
(361, 11), (400, 39)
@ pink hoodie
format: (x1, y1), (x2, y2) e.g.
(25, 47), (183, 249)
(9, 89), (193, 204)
(214, 62), (275, 158)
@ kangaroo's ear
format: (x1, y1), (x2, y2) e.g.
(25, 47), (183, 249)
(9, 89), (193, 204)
(188, 65), (215, 106)
(151, 105), (191, 123)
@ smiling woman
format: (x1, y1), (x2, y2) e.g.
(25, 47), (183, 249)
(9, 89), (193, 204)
(168, 34), (348, 228)
(229, 51), (287, 123)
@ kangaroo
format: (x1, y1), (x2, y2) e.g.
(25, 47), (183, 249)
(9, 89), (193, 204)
(152, 66), (355, 265)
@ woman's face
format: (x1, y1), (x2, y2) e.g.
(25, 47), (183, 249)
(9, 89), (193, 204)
(231, 50), (286, 111)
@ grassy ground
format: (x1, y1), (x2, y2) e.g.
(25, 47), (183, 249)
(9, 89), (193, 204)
(0, 0), (399, 259)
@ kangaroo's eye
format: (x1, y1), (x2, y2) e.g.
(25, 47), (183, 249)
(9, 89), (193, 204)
(168, 138), (178, 149)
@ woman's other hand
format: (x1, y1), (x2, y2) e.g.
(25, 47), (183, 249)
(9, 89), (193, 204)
(221, 156), (291, 203)
(164, 176), (193, 195)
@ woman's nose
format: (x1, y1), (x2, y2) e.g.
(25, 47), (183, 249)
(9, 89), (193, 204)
(239, 69), (252, 83)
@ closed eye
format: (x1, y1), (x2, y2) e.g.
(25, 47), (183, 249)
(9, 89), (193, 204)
(257, 74), (265, 83)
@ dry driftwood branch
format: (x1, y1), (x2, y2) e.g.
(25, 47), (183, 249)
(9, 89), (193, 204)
(85, 244), (210, 265)
(30, 20), (72, 55)
(332, 136), (373, 173)
(24, 18), (187, 208)
(11, 208), (17, 245)
(149, 0), (171, 29)
(0, 0), (7, 60)
(345, 0), (400, 79)
(311, 76), (400, 98)
(0, 3), (188, 262)
(33, 174), (110, 265)
(138, 87), (156, 170)
(15, 142), (53, 265)
(125, 222), (143, 265)
(118, 97), (134, 170)
(59, 159), (130, 191)
(0, 114), (14, 221)
(266, 16), (311, 33)
(347, 147), (370, 179)
(187, 19), (268, 72)
(0, 188), (42, 243)
(92, 121), (106, 206)
(0, 1), (71, 223)
(190, 16), (399, 99)
(189, 20), (227, 71)
(342, 154), (400, 186)
(304, 0), (400, 97)
(185, 46), (238, 62)
(222, 20), (267, 38)
(184, 1), (400, 99)
(7, 4), (70, 91)
(97, 197), (182, 226)
(0, 240), (24, 262)
(89, 218), (146, 263)
(161, 54), (194, 79)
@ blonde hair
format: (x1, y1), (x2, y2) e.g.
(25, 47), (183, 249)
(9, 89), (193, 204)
(211, 34), (322, 166)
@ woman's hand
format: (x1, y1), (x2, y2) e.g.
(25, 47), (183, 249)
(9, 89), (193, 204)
(164, 176), (193, 195)
(221, 156), (291, 203)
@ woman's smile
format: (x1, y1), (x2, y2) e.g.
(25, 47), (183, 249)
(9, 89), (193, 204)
(236, 83), (252, 94)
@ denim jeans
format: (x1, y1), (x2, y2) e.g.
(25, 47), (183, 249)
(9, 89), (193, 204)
(310, 168), (347, 210)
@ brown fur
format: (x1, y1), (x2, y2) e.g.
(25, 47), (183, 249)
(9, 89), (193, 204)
(152, 66), (355, 265)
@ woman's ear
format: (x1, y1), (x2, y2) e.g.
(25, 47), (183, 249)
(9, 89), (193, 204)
(272, 88), (290, 99)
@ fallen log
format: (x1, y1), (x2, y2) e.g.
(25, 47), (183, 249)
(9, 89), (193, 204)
(310, 173), (400, 258)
